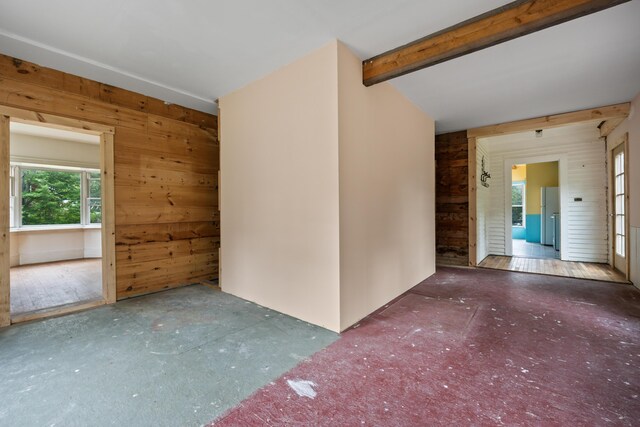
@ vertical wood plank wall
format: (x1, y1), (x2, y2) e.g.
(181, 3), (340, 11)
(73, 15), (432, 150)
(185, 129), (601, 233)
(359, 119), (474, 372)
(468, 136), (477, 266)
(435, 131), (469, 265)
(0, 54), (219, 299)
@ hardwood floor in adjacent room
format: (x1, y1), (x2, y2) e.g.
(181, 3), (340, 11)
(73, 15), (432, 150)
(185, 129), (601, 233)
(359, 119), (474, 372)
(10, 259), (102, 316)
(479, 255), (628, 283)
(512, 239), (559, 259)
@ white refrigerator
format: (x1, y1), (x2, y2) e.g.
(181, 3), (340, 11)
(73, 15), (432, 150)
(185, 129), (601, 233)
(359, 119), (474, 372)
(540, 187), (559, 247)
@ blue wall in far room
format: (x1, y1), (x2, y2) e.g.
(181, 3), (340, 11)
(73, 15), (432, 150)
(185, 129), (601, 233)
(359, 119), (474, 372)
(525, 214), (541, 243)
(512, 227), (526, 240)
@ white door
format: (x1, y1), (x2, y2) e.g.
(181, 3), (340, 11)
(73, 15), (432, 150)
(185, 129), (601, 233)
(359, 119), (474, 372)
(545, 187), (559, 246)
(540, 187), (547, 245)
(613, 144), (627, 274)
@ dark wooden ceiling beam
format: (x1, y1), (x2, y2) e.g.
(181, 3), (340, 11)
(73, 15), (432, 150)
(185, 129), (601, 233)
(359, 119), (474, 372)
(362, 0), (631, 86)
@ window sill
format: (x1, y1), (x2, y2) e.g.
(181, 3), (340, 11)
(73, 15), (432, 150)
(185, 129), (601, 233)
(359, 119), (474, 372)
(10, 225), (102, 234)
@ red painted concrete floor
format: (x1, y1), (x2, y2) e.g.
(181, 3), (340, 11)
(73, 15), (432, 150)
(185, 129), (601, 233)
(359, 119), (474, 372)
(210, 267), (640, 426)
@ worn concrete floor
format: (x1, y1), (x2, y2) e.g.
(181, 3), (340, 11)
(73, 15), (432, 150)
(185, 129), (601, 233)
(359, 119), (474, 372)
(0, 285), (338, 426)
(213, 267), (640, 426)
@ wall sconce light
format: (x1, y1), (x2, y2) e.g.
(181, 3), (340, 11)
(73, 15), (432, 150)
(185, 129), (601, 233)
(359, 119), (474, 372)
(480, 155), (491, 188)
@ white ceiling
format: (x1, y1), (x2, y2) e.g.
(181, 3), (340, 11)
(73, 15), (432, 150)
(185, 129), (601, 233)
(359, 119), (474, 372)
(0, 0), (638, 133)
(10, 122), (100, 144)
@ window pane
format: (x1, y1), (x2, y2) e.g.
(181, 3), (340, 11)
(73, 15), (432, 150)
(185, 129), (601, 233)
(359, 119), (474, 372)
(619, 152), (624, 172)
(512, 185), (523, 205)
(22, 169), (81, 225)
(9, 197), (14, 228)
(89, 198), (102, 224)
(616, 236), (622, 256)
(616, 235), (625, 257)
(512, 207), (523, 226)
(89, 177), (101, 198)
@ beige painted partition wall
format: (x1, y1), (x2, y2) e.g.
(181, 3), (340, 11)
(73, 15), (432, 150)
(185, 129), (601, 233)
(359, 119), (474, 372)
(219, 42), (341, 332)
(337, 42), (435, 330)
(220, 41), (435, 332)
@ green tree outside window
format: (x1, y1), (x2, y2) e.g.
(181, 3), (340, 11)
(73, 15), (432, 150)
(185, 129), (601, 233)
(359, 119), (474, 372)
(512, 183), (525, 227)
(88, 172), (102, 224)
(21, 169), (82, 225)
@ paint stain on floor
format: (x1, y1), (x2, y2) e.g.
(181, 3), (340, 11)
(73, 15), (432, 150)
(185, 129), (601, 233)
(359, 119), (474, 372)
(286, 379), (317, 399)
(210, 267), (640, 426)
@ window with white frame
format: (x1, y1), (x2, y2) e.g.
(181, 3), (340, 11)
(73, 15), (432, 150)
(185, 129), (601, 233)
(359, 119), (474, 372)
(512, 182), (525, 227)
(86, 171), (102, 224)
(614, 149), (625, 257)
(9, 165), (15, 228)
(10, 164), (101, 228)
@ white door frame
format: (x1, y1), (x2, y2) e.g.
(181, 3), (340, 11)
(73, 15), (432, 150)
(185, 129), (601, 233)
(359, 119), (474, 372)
(609, 133), (630, 279)
(503, 154), (568, 260)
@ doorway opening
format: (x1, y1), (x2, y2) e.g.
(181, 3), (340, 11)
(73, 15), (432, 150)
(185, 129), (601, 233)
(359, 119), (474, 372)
(1, 109), (116, 326)
(471, 119), (629, 284)
(9, 122), (103, 318)
(510, 161), (560, 260)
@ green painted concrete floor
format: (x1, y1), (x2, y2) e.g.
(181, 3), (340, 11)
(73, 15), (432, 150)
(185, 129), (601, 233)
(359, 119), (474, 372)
(0, 285), (338, 426)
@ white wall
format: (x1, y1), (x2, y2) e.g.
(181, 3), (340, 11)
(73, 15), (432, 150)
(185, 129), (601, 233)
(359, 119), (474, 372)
(83, 228), (102, 258)
(482, 123), (608, 263)
(9, 130), (102, 268)
(337, 42), (435, 330)
(10, 228), (101, 267)
(220, 41), (341, 332)
(608, 92), (640, 287)
(476, 139), (490, 263)
(9, 233), (18, 267)
(630, 94), (640, 288)
(220, 41), (436, 332)
(10, 133), (100, 169)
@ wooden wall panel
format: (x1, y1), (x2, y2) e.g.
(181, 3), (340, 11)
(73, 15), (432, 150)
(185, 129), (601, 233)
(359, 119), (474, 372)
(0, 56), (215, 128)
(435, 131), (469, 266)
(0, 54), (219, 299)
(0, 116), (10, 326)
(116, 221), (219, 245)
